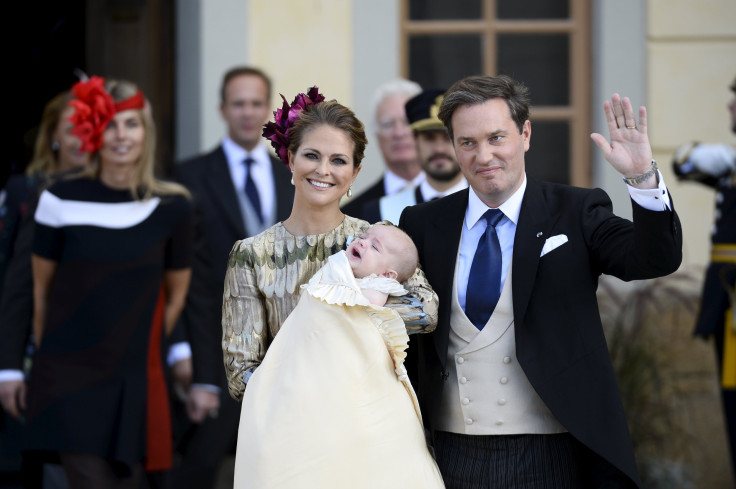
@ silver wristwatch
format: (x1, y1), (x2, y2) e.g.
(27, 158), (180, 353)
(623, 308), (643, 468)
(622, 160), (658, 186)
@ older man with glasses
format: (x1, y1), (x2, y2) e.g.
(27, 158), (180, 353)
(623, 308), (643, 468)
(341, 79), (423, 220)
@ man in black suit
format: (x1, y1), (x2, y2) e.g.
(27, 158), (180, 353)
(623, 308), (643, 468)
(172, 66), (293, 488)
(400, 75), (682, 488)
(341, 79), (423, 219)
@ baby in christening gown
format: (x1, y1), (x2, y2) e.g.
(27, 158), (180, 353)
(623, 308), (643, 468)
(234, 224), (445, 489)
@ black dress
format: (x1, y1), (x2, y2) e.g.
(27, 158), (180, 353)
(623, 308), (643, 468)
(22, 178), (193, 472)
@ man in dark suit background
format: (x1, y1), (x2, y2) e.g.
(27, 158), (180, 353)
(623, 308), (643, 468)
(400, 75), (682, 488)
(341, 79), (423, 219)
(172, 66), (293, 488)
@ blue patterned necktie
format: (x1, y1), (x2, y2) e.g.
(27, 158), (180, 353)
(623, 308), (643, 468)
(465, 209), (504, 330)
(243, 157), (263, 224)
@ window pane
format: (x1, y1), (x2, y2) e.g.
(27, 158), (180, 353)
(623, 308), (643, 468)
(497, 34), (569, 106)
(525, 121), (569, 184)
(409, 0), (481, 20)
(497, 0), (569, 19)
(409, 35), (482, 89)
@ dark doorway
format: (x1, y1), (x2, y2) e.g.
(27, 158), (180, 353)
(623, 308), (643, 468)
(6, 1), (87, 185)
(86, 0), (176, 176)
(6, 0), (175, 187)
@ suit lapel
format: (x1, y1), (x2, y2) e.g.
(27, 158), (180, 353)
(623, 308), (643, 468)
(204, 147), (246, 238)
(425, 190), (468, 367)
(512, 178), (553, 326)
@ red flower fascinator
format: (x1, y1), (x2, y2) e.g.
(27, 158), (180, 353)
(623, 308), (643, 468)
(262, 86), (325, 165)
(67, 76), (145, 153)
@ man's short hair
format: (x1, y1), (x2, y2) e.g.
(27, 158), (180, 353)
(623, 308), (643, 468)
(220, 66), (272, 104)
(438, 75), (530, 141)
(371, 79), (422, 129)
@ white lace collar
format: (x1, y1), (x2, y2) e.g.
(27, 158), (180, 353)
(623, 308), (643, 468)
(302, 251), (406, 305)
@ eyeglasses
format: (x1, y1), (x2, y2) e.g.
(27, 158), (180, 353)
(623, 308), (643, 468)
(377, 117), (410, 134)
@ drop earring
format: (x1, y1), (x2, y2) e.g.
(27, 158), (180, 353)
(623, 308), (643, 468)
(347, 184), (353, 198)
(290, 172), (294, 185)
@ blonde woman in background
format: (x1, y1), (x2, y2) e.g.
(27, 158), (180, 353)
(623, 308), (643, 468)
(0, 90), (90, 298)
(0, 92), (92, 486)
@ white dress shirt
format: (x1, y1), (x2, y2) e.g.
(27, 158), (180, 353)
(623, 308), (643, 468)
(383, 169), (425, 196)
(222, 137), (276, 226)
(419, 178), (468, 202)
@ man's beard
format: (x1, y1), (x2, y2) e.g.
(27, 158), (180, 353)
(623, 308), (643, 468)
(424, 154), (461, 182)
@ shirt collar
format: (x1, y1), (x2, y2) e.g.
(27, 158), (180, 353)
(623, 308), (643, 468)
(465, 174), (527, 230)
(383, 169), (426, 195)
(222, 137), (270, 168)
(419, 177), (468, 201)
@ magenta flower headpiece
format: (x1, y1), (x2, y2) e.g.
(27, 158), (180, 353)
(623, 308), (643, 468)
(263, 86), (325, 165)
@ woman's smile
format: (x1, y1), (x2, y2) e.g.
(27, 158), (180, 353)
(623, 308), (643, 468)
(289, 124), (359, 208)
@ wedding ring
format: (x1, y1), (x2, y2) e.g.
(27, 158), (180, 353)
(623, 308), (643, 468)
(625, 123), (637, 129)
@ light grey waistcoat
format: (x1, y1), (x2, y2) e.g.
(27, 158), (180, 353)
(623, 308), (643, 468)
(436, 258), (567, 435)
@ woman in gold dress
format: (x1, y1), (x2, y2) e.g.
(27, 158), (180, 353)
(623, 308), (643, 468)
(222, 89), (441, 487)
(222, 88), (437, 400)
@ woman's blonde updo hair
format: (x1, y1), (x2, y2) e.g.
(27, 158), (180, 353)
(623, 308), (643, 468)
(287, 100), (367, 168)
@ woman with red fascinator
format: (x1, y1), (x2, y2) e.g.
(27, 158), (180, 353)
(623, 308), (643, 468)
(21, 77), (193, 488)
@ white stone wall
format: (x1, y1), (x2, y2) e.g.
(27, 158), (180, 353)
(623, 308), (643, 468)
(176, 0), (250, 159)
(648, 0), (736, 269)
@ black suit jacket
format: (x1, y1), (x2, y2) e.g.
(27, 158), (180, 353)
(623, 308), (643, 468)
(0, 173), (57, 372)
(399, 178), (682, 488)
(0, 179), (40, 371)
(175, 145), (293, 386)
(340, 175), (385, 220)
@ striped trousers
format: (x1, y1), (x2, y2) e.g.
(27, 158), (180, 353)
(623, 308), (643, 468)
(434, 431), (632, 489)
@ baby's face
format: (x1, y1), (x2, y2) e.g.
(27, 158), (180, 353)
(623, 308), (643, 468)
(347, 226), (400, 279)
